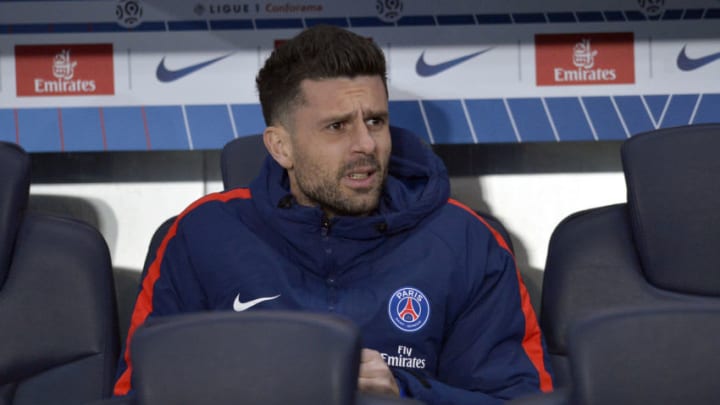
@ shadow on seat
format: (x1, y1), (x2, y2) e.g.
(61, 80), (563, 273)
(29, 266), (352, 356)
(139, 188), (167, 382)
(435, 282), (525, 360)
(539, 124), (720, 388)
(0, 141), (119, 404)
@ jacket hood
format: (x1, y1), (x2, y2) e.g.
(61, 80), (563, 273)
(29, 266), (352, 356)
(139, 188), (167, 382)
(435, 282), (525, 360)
(245, 127), (449, 274)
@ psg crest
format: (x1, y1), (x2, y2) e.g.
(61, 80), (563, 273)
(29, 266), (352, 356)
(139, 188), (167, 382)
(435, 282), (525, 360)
(388, 287), (430, 332)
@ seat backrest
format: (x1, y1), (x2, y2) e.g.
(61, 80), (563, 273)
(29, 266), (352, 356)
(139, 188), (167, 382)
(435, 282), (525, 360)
(130, 311), (361, 405)
(0, 143), (29, 288)
(220, 132), (268, 190)
(541, 124), (720, 387)
(622, 124), (720, 294)
(507, 306), (720, 405)
(0, 141), (119, 404)
(568, 306), (720, 405)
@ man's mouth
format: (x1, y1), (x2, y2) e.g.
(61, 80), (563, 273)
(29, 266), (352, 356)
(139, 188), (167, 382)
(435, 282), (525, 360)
(348, 172), (371, 180)
(343, 157), (380, 181)
(343, 165), (379, 189)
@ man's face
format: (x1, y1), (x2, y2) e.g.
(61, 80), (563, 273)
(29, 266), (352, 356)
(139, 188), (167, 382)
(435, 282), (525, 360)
(281, 75), (391, 217)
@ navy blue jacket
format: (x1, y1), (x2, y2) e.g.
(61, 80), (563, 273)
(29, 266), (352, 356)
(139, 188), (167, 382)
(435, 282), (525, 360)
(115, 129), (553, 403)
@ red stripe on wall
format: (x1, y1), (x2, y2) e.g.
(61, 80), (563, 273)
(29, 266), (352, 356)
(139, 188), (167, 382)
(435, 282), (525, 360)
(447, 198), (553, 392)
(113, 188), (252, 396)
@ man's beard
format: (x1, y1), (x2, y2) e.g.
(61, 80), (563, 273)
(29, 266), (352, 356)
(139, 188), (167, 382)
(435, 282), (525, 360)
(294, 156), (386, 217)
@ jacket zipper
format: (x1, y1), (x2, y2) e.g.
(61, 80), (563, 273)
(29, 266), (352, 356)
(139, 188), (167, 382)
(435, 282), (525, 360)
(320, 215), (336, 311)
(321, 215), (331, 237)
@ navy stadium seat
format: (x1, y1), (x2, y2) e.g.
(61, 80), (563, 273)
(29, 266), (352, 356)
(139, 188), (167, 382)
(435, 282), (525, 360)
(0, 141), (119, 404)
(509, 305), (720, 405)
(220, 131), (268, 191)
(537, 124), (720, 389)
(105, 311), (422, 405)
(131, 311), (361, 404)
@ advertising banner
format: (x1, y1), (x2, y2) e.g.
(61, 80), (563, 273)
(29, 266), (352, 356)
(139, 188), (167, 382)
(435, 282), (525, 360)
(0, 0), (719, 151)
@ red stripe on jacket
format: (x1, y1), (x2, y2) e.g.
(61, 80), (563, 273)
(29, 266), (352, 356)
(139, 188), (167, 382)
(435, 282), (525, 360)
(113, 188), (252, 396)
(447, 199), (554, 393)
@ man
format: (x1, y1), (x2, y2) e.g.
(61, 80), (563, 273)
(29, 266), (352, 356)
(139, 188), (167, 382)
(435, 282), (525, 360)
(114, 25), (553, 403)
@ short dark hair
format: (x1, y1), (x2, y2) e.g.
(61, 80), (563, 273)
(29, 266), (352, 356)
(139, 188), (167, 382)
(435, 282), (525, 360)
(256, 25), (388, 126)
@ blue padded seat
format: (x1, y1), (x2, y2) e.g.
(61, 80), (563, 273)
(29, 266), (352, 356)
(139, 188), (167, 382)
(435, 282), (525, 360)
(509, 306), (720, 405)
(540, 124), (720, 388)
(0, 141), (119, 404)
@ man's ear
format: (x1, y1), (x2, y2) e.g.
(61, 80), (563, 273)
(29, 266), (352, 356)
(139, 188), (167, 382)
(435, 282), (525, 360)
(263, 125), (293, 169)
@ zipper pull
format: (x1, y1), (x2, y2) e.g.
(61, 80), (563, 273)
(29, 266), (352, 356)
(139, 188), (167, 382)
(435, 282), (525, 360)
(321, 215), (331, 237)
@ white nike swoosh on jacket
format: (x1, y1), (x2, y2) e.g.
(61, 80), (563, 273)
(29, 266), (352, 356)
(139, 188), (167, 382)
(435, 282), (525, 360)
(232, 294), (281, 312)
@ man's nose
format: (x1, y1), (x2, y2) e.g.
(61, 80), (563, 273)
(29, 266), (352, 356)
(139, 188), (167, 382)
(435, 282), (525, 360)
(350, 123), (376, 154)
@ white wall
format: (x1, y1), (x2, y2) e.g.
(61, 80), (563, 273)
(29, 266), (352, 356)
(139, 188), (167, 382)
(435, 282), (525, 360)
(30, 181), (208, 271)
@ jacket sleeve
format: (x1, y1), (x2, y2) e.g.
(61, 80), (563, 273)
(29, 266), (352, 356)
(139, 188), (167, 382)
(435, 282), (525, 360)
(112, 217), (207, 396)
(394, 219), (554, 404)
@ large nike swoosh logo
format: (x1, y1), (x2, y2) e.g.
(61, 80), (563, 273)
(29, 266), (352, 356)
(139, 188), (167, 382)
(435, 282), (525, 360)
(156, 53), (232, 82)
(677, 45), (720, 71)
(233, 294), (281, 312)
(415, 48), (493, 77)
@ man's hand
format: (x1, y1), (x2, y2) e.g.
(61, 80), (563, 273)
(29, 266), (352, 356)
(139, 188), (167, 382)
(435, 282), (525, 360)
(358, 348), (400, 397)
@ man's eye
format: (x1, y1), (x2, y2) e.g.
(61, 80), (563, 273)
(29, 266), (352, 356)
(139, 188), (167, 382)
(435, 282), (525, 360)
(367, 117), (385, 127)
(328, 122), (345, 131)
